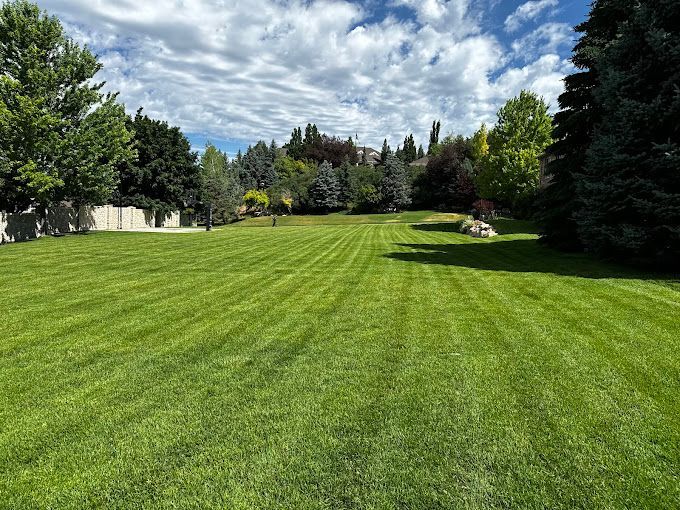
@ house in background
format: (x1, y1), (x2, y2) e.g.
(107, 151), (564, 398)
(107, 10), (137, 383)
(409, 156), (429, 167)
(356, 147), (381, 166)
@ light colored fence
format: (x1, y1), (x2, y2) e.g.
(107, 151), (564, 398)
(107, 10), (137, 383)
(1, 205), (180, 244)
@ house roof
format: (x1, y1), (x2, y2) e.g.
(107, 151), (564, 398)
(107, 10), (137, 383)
(357, 147), (381, 165)
(409, 156), (429, 167)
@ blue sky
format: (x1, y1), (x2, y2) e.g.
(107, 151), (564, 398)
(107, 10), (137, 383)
(39, 0), (590, 157)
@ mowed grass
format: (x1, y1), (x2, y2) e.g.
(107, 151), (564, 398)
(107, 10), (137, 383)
(232, 210), (466, 227)
(0, 214), (679, 509)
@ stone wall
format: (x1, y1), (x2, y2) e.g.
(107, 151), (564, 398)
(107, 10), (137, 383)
(1, 205), (181, 244)
(0, 211), (41, 244)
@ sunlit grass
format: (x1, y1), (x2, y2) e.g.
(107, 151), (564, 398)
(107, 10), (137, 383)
(0, 215), (678, 508)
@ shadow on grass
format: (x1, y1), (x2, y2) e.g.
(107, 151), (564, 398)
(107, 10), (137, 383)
(385, 239), (677, 280)
(411, 222), (464, 232)
(411, 219), (540, 235)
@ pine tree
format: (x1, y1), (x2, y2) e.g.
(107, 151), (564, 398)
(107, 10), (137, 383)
(243, 141), (277, 189)
(417, 145), (425, 159)
(380, 154), (412, 211)
(309, 161), (339, 211)
(536, 0), (634, 251)
(336, 157), (352, 205)
(286, 127), (303, 160)
(380, 139), (391, 165)
(576, 0), (680, 263)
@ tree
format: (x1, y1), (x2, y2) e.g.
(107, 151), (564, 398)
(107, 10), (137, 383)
(336, 157), (353, 205)
(576, 0), (680, 263)
(428, 120), (441, 155)
(309, 161), (339, 211)
(242, 189), (269, 213)
(200, 143), (241, 224)
(477, 91), (553, 211)
(417, 136), (475, 210)
(417, 144), (425, 159)
(118, 109), (200, 215)
(243, 141), (277, 189)
(400, 134), (417, 164)
(535, 0), (634, 251)
(0, 0), (134, 214)
(470, 124), (489, 163)
(380, 139), (391, 165)
(286, 127), (303, 160)
(380, 154), (412, 211)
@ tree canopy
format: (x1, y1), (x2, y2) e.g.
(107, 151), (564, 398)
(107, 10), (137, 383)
(0, 0), (134, 212)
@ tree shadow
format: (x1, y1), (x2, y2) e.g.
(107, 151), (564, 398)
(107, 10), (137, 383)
(411, 222), (463, 232)
(385, 239), (678, 281)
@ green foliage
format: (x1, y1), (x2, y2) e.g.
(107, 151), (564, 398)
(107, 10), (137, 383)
(0, 0), (134, 212)
(535, 0), (634, 251)
(200, 143), (241, 224)
(417, 144), (425, 159)
(380, 139), (391, 165)
(380, 154), (412, 211)
(576, 0), (680, 264)
(477, 90), (553, 210)
(400, 134), (418, 164)
(118, 110), (200, 214)
(242, 141), (277, 190)
(416, 136), (476, 210)
(270, 158), (316, 212)
(353, 184), (381, 213)
(242, 188), (269, 212)
(470, 124), (489, 162)
(428, 119), (441, 155)
(309, 160), (339, 212)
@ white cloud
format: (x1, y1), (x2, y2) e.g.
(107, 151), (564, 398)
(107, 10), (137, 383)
(38, 0), (571, 150)
(504, 0), (558, 33)
(511, 22), (573, 61)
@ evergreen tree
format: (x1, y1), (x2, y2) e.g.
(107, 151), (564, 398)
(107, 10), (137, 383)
(428, 120), (441, 155)
(417, 144), (425, 159)
(361, 146), (367, 165)
(286, 127), (303, 160)
(336, 157), (352, 205)
(380, 139), (391, 165)
(380, 154), (412, 211)
(0, 0), (134, 213)
(243, 141), (277, 189)
(309, 161), (339, 212)
(536, 0), (634, 251)
(576, 0), (680, 263)
(200, 143), (241, 224)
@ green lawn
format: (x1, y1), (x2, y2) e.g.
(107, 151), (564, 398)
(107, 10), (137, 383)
(232, 210), (466, 227)
(1, 214), (679, 509)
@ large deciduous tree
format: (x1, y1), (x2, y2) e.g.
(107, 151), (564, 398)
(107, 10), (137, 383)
(118, 110), (200, 215)
(0, 0), (133, 213)
(477, 90), (553, 212)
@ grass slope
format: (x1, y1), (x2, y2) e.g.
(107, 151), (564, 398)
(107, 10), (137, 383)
(232, 210), (466, 227)
(0, 215), (678, 509)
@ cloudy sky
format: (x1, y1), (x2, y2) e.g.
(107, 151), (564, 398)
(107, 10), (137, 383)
(38, 0), (588, 156)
